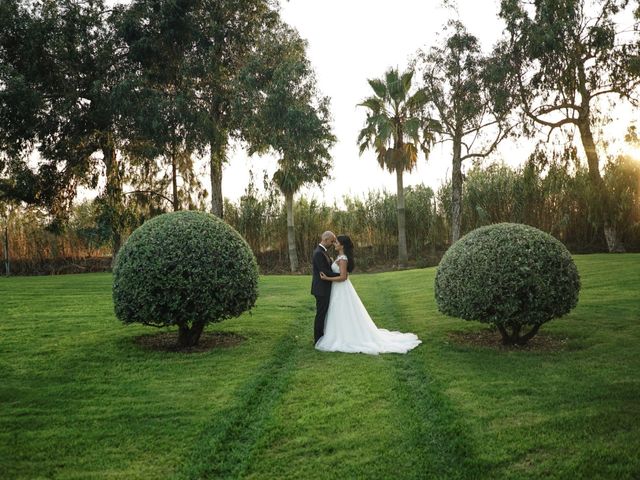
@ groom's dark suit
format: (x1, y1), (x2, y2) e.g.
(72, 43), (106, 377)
(311, 244), (339, 343)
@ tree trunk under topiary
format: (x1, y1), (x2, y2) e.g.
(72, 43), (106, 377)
(177, 320), (206, 347)
(496, 323), (541, 346)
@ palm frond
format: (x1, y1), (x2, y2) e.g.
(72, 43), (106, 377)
(420, 122), (440, 156)
(357, 97), (384, 114)
(385, 68), (405, 105)
(385, 68), (400, 90)
(358, 66), (436, 174)
(376, 117), (393, 145)
(404, 117), (420, 139)
(402, 143), (418, 171)
(400, 70), (414, 97)
(383, 148), (396, 172)
(426, 118), (443, 133)
(356, 128), (369, 145)
(375, 142), (387, 170)
(367, 78), (387, 99)
(405, 88), (428, 113)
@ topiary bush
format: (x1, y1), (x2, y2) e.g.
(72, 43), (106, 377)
(113, 210), (259, 347)
(435, 223), (580, 345)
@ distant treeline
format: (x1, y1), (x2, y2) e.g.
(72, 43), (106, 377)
(3, 153), (639, 276)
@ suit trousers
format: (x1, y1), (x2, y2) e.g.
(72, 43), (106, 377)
(314, 295), (330, 343)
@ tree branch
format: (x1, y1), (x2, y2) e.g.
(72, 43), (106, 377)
(460, 121), (514, 162)
(124, 189), (173, 205)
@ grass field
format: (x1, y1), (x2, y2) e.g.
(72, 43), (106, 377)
(0, 254), (639, 479)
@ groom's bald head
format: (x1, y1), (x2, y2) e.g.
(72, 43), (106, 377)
(320, 231), (336, 247)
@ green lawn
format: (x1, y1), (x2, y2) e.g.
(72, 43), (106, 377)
(0, 254), (638, 479)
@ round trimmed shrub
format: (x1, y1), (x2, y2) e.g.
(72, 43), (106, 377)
(435, 223), (580, 345)
(113, 210), (259, 347)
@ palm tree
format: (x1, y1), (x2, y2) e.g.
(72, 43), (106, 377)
(358, 67), (436, 268)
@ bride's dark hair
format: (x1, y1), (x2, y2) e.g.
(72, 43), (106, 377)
(337, 235), (355, 273)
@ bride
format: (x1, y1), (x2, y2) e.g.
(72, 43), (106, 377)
(315, 235), (422, 355)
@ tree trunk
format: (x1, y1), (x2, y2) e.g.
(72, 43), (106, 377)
(497, 323), (541, 346)
(103, 140), (123, 266)
(171, 148), (179, 211)
(604, 226), (625, 253)
(451, 134), (463, 244)
(577, 121), (625, 252)
(3, 220), (9, 276)
(177, 320), (206, 347)
(396, 168), (408, 268)
(209, 141), (225, 219)
(285, 191), (299, 272)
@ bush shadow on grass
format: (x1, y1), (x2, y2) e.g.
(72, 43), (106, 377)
(133, 331), (246, 353)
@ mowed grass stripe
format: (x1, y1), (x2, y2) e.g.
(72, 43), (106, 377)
(175, 321), (303, 480)
(239, 276), (436, 479)
(241, 339), (409, 479)
(354, 273), (489, 479)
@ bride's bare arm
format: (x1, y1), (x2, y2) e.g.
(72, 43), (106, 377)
(320, 259), (348, 282)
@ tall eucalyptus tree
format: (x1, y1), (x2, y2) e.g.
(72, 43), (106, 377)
(117, 0), (208, 212)
(415, 20), (514, 243)
(497, 0), (640, 251)
(192, 0), (280, 218)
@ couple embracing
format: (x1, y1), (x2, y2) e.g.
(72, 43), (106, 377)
(311, 231), (422, 355)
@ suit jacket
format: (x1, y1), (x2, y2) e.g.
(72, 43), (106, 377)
(311, 245), (339, 296)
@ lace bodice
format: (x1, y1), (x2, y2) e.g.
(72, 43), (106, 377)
(331, 254), (348, 273)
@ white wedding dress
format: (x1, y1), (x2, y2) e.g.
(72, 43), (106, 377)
(315, 255), (422, 355)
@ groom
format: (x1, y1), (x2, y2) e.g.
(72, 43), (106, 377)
(311, 231), (340, 344)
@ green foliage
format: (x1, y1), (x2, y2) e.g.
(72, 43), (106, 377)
(233, 21), (335, 271)
(0, 0), (291, 229)
(414, 19), (514, 243)
(462, 163), (522, 226)
(112, 210), (258, 345)
(224, 172), (284, 255)
(0, 0), (114, 221)
(605, 154), (640, 241)
(68, 200), (112, 252)
(435, 223), (580, 344)
(496, 0), (640, 251)
(5, 154), (639, 274)
(189, 0), (281, 216)
(358, 67), (435, 172)
(116, 0), (210, 211)
(238, 23), (334, 192)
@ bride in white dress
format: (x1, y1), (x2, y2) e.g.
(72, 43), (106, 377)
(315, 235), (422, 355)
